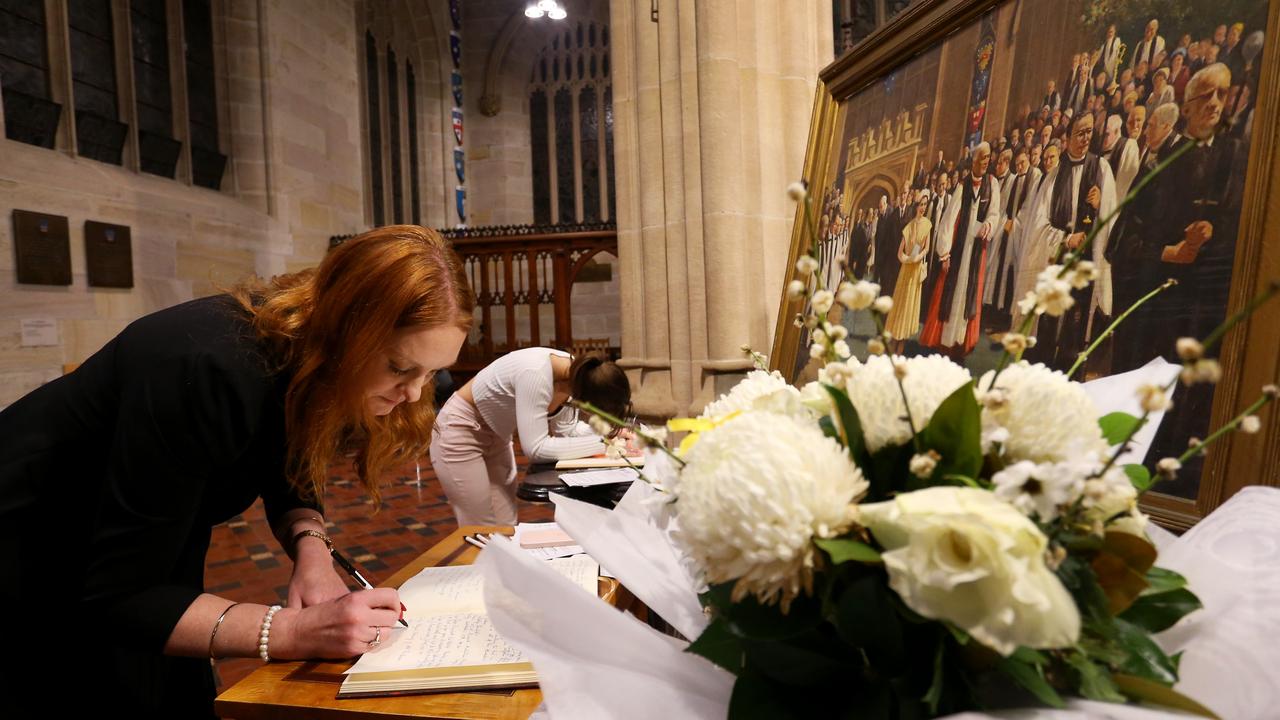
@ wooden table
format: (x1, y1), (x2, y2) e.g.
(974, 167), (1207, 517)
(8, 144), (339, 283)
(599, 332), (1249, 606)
(214, 526), (541, 720)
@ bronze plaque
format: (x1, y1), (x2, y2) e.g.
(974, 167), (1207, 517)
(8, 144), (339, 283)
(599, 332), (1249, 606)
(13, 210), (71, 285)
(85, 220), (134, 288)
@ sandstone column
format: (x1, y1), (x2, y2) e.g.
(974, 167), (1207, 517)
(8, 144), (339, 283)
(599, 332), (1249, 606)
(611, 0), (832, 417)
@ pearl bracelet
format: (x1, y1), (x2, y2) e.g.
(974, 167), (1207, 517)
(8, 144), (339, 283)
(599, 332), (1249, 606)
(258, 604), (282, 662)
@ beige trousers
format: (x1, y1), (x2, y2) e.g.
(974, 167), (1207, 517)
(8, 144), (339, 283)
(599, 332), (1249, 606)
(428, 394), (518, 526)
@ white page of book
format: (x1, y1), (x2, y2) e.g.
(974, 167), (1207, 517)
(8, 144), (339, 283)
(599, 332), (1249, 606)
(558, 468), (637, 488)
(345, 553), (598, 675)
(346, 612), (526, 673)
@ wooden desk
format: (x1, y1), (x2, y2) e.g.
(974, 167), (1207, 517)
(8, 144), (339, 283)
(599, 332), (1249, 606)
(214, 526), (541, 720)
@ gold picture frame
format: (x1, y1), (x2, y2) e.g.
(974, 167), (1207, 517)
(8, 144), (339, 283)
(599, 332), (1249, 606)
(771, 0), (1280, 529)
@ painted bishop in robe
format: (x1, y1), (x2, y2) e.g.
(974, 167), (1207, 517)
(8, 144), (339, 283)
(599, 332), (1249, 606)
(920, 142), (1000, 355)
(1023, 112), (1117, 368)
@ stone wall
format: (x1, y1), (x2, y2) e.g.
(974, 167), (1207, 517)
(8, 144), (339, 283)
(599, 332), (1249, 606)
(0, 0), (362, 406)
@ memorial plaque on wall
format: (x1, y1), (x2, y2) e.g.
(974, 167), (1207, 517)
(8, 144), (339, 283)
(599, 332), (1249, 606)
(12, 210), (72, 285)
(84, 221), (133, 288)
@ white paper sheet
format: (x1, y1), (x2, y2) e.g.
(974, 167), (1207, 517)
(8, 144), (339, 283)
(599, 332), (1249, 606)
(552, 481), (709, 640)
(1081, 358), (1182, 466)
(559, 468), (640, 487)
(478, 536), (734, 719)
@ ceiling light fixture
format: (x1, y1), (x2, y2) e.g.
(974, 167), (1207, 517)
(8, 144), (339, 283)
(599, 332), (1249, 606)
(525, 1), (567, 21)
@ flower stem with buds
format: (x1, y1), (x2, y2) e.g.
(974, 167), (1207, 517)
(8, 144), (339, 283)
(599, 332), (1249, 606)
(1175, 390), (1276, 465)
(570, 399), (686, 467)
(1067, 279), (1177, 379)
(1061, 139), (1196, 269)
(993, 141), (1196, 388)
(1201, 279), (1280, 354)
(1093, 282), (1280, 478)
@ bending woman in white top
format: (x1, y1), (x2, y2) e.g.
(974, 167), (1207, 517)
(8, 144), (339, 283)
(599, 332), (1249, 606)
(429, 347), (632, 525)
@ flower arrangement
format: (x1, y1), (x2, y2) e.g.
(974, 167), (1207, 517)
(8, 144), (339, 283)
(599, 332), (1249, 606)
(578, 167), (1279, 718)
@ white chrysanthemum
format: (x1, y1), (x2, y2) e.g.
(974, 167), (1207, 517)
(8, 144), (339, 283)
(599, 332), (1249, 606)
(978, 362), (1107, 464)
(845, 355), (973, 452)
(674, 412), (868, 610)
(700, 369), (807, 420)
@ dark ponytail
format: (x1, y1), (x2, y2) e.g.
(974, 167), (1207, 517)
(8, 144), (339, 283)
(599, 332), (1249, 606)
(569, 352), (632, 420)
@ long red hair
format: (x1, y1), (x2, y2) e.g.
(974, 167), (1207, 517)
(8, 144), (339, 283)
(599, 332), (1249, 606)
(233, 225), (474, 504)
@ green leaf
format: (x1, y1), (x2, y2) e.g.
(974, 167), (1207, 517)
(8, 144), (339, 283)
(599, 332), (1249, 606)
(701, 583), (822, 641)
(818, 415), (839, 441)
(1111, 617), (1179, 685)
(1056, 554), (1112, 623)
(815, 537), (882, 565)
(1114, 673), (1221, 718)
(686, 616), (743, 674)
(1124, 463), (1155, 492)
(1099, 411), (1146, 445)
(740, 630), (854, 686)
(727, 668), (804, 720)
(1010, 647), (1048, 666)
(923, 640), (947, 714)
(1142, 567), (1190, 596)
(917, 381), (983, 486)
(868, 443), (913, 500)
(824, 384), (870, 474)
(835, 575), (906, 673)
(1120, 587), (1203, 633)
(1065, 652), (1126, 703)
(995, 654), (1066, 708)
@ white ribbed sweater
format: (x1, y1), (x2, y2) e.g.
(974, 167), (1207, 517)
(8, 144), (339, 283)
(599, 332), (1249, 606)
(470, 347), (603, 462)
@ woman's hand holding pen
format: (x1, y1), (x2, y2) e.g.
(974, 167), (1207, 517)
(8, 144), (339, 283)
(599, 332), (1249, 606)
(268, 589), (405, 660)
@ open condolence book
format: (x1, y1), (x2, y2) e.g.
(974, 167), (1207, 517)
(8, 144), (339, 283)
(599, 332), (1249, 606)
(339, 554), (599, 697)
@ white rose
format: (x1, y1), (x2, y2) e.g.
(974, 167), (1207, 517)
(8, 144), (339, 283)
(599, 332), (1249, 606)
(799, 380), (833, 415)
(858, 487), (1080, 656)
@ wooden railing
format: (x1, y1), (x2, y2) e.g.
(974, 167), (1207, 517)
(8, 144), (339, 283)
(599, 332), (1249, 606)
(331, 223), (618, 374)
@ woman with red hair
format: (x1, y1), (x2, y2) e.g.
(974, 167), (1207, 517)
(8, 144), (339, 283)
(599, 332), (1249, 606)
(0, 226), (473, 716)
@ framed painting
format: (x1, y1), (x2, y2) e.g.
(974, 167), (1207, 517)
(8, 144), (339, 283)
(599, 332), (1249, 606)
(771, 0), (1280, 529)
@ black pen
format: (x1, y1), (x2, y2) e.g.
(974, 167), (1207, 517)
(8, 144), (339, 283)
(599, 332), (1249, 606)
(331, 546), (409, 628)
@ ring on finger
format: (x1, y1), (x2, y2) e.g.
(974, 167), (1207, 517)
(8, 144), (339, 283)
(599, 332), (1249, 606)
(368, 626), (382, 648)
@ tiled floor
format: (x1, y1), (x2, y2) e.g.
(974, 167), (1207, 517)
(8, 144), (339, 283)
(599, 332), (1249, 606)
(207, 452), (553, 696)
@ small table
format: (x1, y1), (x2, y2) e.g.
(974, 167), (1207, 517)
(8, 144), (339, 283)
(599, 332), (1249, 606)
(214, 526), (542, 720)
(515, 462), (633, 508)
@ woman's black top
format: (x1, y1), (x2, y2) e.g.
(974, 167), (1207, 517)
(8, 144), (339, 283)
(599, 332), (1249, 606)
(0, 295), (316, 715)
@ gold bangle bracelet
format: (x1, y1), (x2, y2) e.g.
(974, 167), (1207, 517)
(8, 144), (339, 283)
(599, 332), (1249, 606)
(208, 602), (241, 659)
(291, 528), (334, 552)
